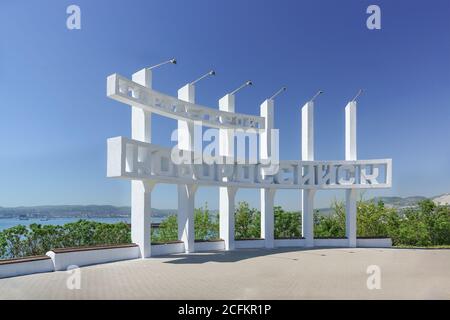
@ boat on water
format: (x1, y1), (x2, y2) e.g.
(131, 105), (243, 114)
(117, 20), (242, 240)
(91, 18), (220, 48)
(18, 215), (29, 220)
(40, 216), (50, 221)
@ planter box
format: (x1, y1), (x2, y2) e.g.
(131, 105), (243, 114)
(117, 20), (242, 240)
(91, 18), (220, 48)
(275, 238), (306, 247)
(314, 238), (349, 247)
(151, 241), (185, 256)
(357, 237), (392, 248)
(194, 240), (225, 251)
(46, 244), (140, 271)
(235, 239), (265, 249)
(0, 256), (54, 279)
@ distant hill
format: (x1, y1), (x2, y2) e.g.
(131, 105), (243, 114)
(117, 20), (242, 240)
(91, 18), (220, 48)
(432, 193), (450, 206)
(371, 194), (450, 208)
(371, 196), (427, 208)
(0, 193), (448, 219)
(0, 205), (176, 219)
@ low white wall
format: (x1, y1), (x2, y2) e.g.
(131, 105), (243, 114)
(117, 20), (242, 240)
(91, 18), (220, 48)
(235, 239), (266, 249)
(274, 238), (392, 248)
(357, 238), (392, 248)
(314, 238), (348, 247)
(47, 245), (140, 271)
(151, 242), (185, 256)
(194, 241), (225, 252)
(275, 238), (306, 248)
(0, 257), (54, 279)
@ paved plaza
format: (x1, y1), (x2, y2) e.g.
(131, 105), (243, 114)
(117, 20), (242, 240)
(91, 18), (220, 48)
(1, 248), (449, 299)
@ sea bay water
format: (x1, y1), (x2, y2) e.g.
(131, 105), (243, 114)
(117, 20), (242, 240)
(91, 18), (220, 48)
(0, 217), (165, 231)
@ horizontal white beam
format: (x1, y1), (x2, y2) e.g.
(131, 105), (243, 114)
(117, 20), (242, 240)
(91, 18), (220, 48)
(107, 136), (392, 190)
(107, 74), (265, 131)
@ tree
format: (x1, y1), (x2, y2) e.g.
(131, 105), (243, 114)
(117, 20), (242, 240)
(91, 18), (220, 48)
(0, 220), (131, 259)
(356, 200), (398, 238)
(195, 203), (219, 240)
(235, 201), (260, 239)
(314, 201), (345, 237)
(152, 215), (178, 243)
(1, 200), (449, 260)
(274, 206), (301, 238)
(393, 200), (450, 246)
(0, 225), (29, 258)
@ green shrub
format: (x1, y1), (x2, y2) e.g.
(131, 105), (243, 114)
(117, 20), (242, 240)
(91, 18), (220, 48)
(392, 200), (450, 246)
(274, 206), (301, 238)
(0, 220), (131, 260)
(314, 201), (346, 238)
(151, 215), (178, 243)
(1, 199), (448, 259)
(313, 199), (449, 246)
(194, 203), (219, 240)
(357, 200), (399, 238)
(235, 202), (260, 239)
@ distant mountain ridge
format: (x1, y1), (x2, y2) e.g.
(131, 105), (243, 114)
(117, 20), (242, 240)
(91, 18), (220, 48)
(371, 196), (427, 208)
(0, 205), (175, 219)
(432, 193), (450, 206)
(0, 193), (448, 218)
(371, 194), (450, 208)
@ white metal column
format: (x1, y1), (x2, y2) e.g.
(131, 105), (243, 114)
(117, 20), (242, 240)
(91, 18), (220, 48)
(345, 100), (357, 248)
(177, 83), (198, 253)
(219, 93), (236, 250)
(301, 101), (316, 247)
(260, 99), (276, 248)
(131, 68), (153, 258)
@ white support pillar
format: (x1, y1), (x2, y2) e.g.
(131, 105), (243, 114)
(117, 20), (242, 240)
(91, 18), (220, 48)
(219, 93), (236, 250)
(260, 99), (276, 248)
(261, 188), (276, 248)
(219, 94), (235, 157)
(346, 189), (357, 247)
(220, 186), (237, 250)
(260, 99), (274, 160)
(131, 181), (155, 258)
(177, 83), (198, 253)
(178, 184), (198, 253)
(131, 68), (153, 258)
(132, 69), (152, 142)
(177, 84), (196, 152)
(301, 101), (316, 247)
(345, 101), (357, 247)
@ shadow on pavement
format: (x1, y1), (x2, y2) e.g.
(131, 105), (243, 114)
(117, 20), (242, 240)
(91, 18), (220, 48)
(158, 247), (346, 264)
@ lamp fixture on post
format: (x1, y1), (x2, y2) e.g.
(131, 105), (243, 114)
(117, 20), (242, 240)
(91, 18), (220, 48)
(148, 58), (177, 70)
(351, 89), (364, 102)
(310, 90), (323, 102)
(269, 86), (287, 101)
(190, 70), (215, 85)
(230, 80), (253, 95)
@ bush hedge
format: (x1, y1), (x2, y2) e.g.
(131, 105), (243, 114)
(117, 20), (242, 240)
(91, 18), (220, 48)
(1, 199), (448, 259)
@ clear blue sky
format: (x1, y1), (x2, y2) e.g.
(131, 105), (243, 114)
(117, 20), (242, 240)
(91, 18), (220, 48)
(0, 0), (449, 211)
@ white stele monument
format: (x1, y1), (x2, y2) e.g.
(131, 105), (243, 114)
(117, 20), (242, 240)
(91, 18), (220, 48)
(106, 63), (392, 258)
